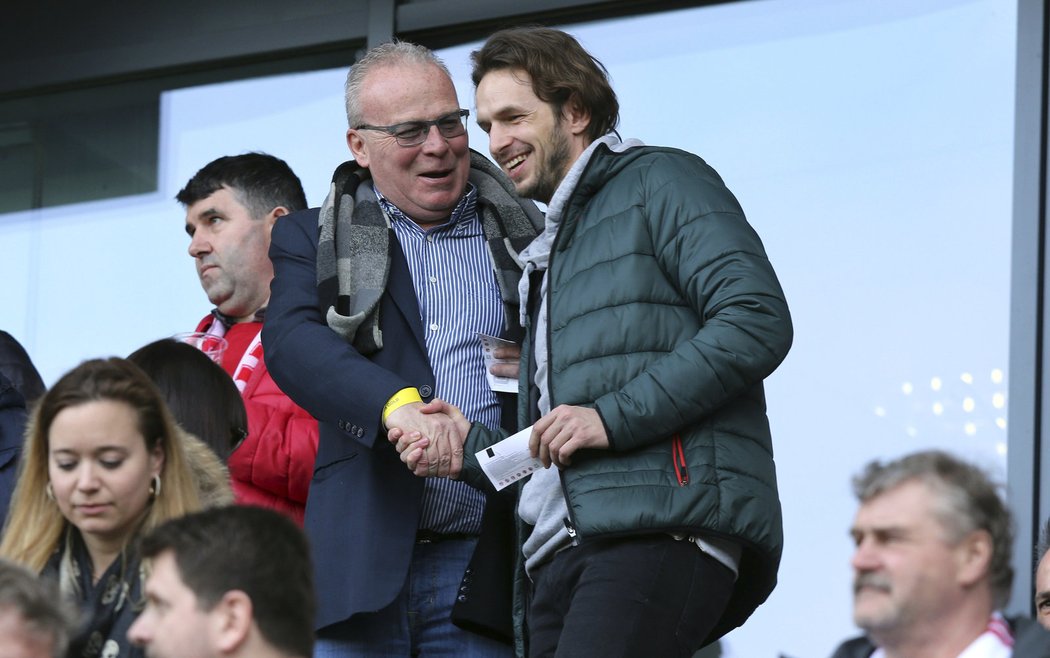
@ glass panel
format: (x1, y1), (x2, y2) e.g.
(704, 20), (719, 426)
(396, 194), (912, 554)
(0, 88), (159, 213)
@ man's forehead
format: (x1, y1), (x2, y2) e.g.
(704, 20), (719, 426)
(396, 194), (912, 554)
(185, 185), (246, 220)
(853, 480), (938, 529)
(1036, 551), (1050, 589)
(359, 62), (459, 122)
(147, 551), (188, 590)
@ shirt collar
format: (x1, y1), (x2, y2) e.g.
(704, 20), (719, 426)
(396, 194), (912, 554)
(211, 306), (265, 330)
(374, 183), (478, 234)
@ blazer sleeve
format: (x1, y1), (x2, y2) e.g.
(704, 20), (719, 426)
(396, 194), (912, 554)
(263, 209), (410, 451)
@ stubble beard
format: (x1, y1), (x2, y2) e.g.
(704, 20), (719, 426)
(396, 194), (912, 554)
(521, 124), (572, 205)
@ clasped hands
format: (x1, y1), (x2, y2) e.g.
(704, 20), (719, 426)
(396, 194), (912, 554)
(386, 401), (610, 479)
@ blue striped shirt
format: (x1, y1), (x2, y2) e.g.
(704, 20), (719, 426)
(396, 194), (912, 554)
(378, 183), (502, 534)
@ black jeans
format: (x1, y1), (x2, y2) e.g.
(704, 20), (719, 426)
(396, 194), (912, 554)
(527, 534), (735, 658)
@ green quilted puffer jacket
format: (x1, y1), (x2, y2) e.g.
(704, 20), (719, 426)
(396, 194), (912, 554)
(464, 142), (793, 649)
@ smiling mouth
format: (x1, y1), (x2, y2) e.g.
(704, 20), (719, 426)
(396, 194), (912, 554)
(504, 153), (527, 174)
(420, 169), (452, 180)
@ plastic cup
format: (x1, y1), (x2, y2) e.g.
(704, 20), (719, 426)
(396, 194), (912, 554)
(172, 331), (228, 365)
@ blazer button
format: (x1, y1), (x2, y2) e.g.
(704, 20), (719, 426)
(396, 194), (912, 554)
(337, 420), (345, 431)
(419, 385), (433, 398)
(357, 428), (364, 437)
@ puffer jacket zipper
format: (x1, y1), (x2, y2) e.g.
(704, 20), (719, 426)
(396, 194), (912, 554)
(672, 434), (689, 486)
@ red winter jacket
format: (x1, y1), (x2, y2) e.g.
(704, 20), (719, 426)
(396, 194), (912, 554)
(197, 316), (318, 524)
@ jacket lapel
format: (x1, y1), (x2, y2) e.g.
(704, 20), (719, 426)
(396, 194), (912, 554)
(386, 235), (427, 353)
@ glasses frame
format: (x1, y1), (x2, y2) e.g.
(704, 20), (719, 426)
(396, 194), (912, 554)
(354, 109), (471, 147)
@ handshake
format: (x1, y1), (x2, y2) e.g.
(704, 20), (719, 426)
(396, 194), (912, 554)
(386, 400), (611, 479)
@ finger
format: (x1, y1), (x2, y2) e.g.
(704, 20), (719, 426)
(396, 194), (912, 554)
(530, 415), (555, 459)
(418, 398), (448, 415)
(399, 435), (429, 456)
(538, 431), (553, 468)
(551, 435), (576, 468)
(492, 346), (520, 359)
(436, 444), (453, 479)
(394, 430), (423, 454)
(489, 362), (518, 378)
(449, 441), (464, 479)
(405, 445), (426, 472)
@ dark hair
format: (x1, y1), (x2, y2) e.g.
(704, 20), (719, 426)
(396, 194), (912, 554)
(0, 331), (45, 405)
(853, 450), (1014, 608)
(127, 339), (246, 461)
(0, 558), (74, 658)
(140, 506), (314, 657)
(471, 26), (618, 143)
(175, 153), (307, 219)
(1038, 518), (1050, 567)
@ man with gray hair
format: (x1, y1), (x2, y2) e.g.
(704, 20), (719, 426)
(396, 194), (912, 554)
(264, 40), (542, 655)
(830, 450), (1016, 658)
(0, 558), (73, 658)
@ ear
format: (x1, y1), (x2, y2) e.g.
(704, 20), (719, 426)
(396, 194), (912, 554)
(561, 94), (592, 139)
(210, 590), (254, 654)
(149, 441), (165, 479)
(347, 128), (370, 168)
(264, 207), (289, 233)
(954, 529), (994, 589)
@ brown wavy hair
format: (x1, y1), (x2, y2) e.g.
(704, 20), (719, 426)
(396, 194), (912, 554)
(471, 26), (619, 143)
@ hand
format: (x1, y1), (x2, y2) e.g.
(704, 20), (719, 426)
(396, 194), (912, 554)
(489, 344), (521, 379)
(530, 405), (609, 468)
(388, 427), (430, 477)
(385, 401), (464, 478)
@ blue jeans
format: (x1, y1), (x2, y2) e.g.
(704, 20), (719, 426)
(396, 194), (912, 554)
(314, 538), (512, 657)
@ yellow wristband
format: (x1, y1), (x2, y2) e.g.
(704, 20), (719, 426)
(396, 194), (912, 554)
(382, 387), (423, 425)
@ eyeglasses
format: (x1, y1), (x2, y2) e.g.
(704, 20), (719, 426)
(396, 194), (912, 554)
(354, 109), (470, 147)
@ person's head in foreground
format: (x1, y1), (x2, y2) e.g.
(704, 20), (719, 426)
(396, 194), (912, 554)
(128, 505), (315, 658)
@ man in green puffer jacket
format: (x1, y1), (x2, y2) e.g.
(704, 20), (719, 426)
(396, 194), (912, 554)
(390, 26), (792, 658)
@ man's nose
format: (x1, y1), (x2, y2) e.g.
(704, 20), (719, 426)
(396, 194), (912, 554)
(419, 124), (452, 153)
(188, 231), (210, 258)
(851, 537), (880, 572)
(488, 124), (512, 158)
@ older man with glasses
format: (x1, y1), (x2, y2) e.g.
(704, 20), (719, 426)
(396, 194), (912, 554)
(263, 41), (542, 656)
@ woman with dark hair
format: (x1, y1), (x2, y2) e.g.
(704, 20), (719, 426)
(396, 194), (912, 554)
(127, 339), (247, 462)
(0, 358), (202, 657)
(128, 339), (241, 509)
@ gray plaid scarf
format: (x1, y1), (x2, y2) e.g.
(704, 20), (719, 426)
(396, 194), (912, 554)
(316, 150), (543, 354)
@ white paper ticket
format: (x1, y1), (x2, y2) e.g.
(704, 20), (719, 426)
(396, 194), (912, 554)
(476, 425), (544, 491)
(478, 333), (518, 393)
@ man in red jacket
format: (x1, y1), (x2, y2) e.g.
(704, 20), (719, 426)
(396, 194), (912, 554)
(179, 152), (318, 524)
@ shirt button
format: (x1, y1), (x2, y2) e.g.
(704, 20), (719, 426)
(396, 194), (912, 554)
(429, 276), (437, 283)
(429, 323), (439, 331)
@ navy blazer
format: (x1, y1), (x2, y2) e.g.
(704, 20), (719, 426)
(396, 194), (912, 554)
(265, 207), (516, 635)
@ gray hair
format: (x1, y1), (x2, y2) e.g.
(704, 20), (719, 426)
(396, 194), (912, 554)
(853, 449), (1014, 609)
(344, 41), (451, 128)
(0, 559), (74, 658)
